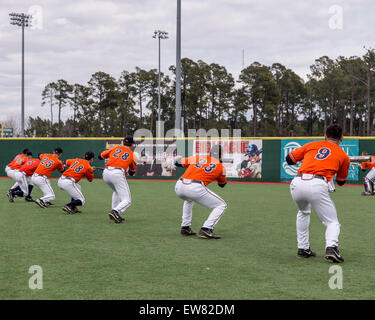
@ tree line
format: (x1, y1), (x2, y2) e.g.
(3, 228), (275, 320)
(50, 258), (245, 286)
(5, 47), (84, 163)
(26, 48), (375, 137)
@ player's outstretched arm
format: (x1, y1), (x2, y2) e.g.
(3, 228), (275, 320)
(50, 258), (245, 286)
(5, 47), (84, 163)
(175, 158), (183, 167)
(285, 154), (295, 165)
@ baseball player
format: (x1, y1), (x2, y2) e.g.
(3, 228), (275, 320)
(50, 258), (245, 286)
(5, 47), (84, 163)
(8, 156), (40, 202)
(286, 124), (350, 263)
(360, 152), (375, 196)
(57, 151), (95, 214)
(5, 149), (30, 199)
(174, 144), (227, 239)
(32, 147), (64, 208)
(98, 136), (137, 223)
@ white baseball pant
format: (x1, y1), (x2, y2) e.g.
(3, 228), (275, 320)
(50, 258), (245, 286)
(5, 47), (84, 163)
(365, 167), (375, 181)
(13, 170), (29, 195)
(57, 177), (85, 205)
(102, 167), (131, 213)
(31, 173), (55, 202)
(290, 175), (340, 249)
(5, 166), (19, 189)
(175, 178), (227, 229)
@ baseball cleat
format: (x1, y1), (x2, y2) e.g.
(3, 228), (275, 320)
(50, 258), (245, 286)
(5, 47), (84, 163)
(44, 202), (55, 207)
(72, 207), (82, 214)
(6, 190), (14, 203)
(297, 248), (316, 258)
(180, 227), (196, 236)
(197, 228), (221, 239)
(35, 198), (47, 208)
(361, 191), (372, 196)
(62, 205), (75, 214)
(25, 196), (34, 202)
(108, 210), (124, 223)
(325, 246), (344, 263)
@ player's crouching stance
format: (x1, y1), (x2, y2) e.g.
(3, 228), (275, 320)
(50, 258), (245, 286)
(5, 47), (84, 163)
(8, 154), (40, 202)
(359, 152), (375, 196)
(286, 124), (350, 263)
(174, 145), (227, 239)
(5, 148), (30, 201)
(32, 147), (64, 208)
(99, 136), (137, 223)
(58, 151), (95, 214)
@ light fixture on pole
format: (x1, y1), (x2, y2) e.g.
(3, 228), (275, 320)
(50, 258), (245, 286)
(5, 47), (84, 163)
(9, 12), (32, 137)
(153, 30), (168, 137)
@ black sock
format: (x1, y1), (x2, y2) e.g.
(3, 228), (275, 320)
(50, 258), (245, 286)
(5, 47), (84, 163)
(11, 186), (21, 192)
(181, 226), (190, 230)
(27, 185), (34, 197)
(13, 190), (24, 197)
(69, 199), (82, 207)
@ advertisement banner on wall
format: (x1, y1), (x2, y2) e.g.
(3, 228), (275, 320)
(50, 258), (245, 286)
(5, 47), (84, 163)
(105, 139), (177, 177)
(280, 139), (359, 180)
(193, 139), (263, 178)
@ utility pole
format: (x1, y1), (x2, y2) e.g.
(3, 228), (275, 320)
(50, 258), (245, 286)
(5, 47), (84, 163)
(175, 0), (182, 135)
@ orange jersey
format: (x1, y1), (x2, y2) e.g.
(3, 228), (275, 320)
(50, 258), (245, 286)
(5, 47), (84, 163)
(35, 153), (64, 177)
(181, 156), (226, 186)
(19, 158), (40, 176)
(361, 156), (375, 170)
(8, 154), (28, 169)
(63, 158), (94, 183)
(289, 140), (350, 182)
(101, 146), (136, 172)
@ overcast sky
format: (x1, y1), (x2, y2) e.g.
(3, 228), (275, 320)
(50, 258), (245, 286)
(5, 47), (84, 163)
(1, 0), (374, 130)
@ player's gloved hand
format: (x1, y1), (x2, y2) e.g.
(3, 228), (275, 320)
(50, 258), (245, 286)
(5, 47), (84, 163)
(218, 183), (227, 188)
(128, 170), (135, 176)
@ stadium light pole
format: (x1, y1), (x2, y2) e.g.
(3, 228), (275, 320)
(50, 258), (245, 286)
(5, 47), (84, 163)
(9, 12), (32, 137)
(153, 30), (168, 137)
(175, 0), (182, 135)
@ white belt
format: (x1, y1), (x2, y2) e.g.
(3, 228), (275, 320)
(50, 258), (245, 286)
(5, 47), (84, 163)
(105, 166), (125, 172)
(34, 173), (47, 178)
(179, 178), (203, 185)
(61, 176), (76, 182)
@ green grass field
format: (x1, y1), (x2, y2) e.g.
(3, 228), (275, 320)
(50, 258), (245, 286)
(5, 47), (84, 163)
(1, 178), (375, 300)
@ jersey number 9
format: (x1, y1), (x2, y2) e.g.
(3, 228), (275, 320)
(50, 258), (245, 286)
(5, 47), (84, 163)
(315, 147), (331, 160)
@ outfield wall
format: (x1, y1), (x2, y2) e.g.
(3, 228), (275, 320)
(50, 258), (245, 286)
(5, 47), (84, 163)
(0, 137), (372, 183)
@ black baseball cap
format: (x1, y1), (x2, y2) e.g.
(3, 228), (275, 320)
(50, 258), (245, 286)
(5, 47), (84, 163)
(22, 149), (30, 154)
(84, 151), (95, 160)
(123, 136), (135, 146)
(54, 147), (63, 154)
(26, 151), (33, 157)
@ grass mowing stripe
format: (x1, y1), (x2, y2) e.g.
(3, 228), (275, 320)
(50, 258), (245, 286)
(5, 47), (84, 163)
(0, 179), (374, 299)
